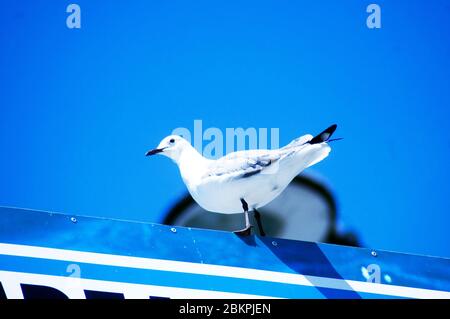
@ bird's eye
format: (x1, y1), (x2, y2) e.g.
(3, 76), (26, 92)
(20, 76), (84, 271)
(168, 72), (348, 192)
(169, 138), (175, 144)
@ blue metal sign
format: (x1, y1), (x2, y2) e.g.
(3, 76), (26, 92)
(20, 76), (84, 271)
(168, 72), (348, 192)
(0, 207), (449, 299)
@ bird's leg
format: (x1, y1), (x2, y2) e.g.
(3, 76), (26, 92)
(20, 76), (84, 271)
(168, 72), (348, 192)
(233, 199), (252, 236)
(253, 208), (266, 236)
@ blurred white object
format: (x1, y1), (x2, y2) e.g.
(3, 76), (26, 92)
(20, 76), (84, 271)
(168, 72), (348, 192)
(164, 174), (359, 246)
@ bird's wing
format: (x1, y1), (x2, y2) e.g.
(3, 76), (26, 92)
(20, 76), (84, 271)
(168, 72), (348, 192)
(202, 129), (335, 181)
(205, 150), (283, 180)
(282, 134), (313, 150)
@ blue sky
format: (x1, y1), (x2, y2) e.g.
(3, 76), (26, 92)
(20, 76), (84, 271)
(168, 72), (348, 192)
(1, 1), (449, 257)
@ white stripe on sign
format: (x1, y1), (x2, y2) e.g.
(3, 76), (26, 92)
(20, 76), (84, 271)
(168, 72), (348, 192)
(0, 243), (449, 299)
(0, 271), (273, 299)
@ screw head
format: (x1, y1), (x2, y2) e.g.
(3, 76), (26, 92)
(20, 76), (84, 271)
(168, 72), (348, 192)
(272, 241), (278, 246)
(384, 274), (392, 283)
(170, 227), (177, 233)
(371, 251), (377, 257)
(70, 217), (77, 223)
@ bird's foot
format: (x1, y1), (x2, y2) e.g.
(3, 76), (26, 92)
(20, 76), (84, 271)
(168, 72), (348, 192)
(233, 226), (252, 236)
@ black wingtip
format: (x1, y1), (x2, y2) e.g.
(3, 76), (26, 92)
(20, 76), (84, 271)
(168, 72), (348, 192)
(309, 124), (338, 144)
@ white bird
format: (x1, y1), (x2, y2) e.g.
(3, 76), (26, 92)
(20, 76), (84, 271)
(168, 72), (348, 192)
(146, 124), (339, 236)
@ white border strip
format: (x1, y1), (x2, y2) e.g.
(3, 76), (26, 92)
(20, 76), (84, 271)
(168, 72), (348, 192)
(0, 271), (273, 299)
(0, 243), (449, 299)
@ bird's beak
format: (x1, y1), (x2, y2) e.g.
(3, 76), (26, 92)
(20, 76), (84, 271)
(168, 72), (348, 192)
(145, 148), (165, 156)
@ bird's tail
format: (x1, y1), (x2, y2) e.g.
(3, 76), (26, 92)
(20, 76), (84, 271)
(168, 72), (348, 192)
(300, 124), (341, 168)
(308, 124), (340, 144)
(282, 124), (341, 151)
(281, 124), (340, 172)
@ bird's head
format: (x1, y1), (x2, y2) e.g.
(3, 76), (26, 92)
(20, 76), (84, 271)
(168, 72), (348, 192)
(145, 135), (191, 163)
